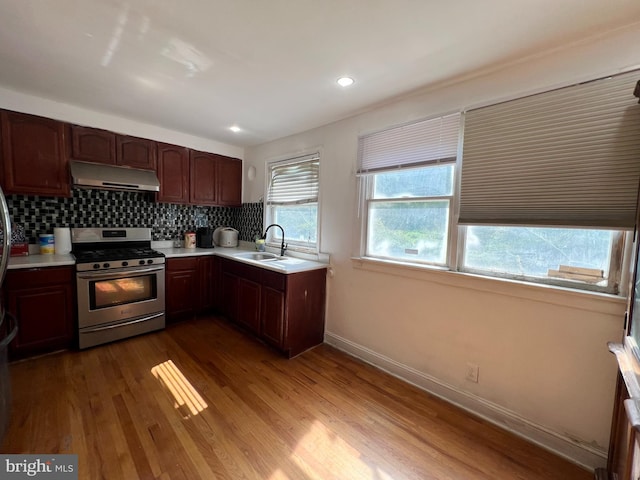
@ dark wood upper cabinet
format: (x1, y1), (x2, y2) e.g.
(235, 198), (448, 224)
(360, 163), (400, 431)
(217, 155), (242, 207)
(116, 135), (157, 170)
(157, 143), (190, 204)
(70, 125), (116, 164)
(2, 110), (241, 204)
(71, 126), (156, 170)
(189, 151), (242, 207)
(189, 150), (217, 205)
(1, 110), (70, 197)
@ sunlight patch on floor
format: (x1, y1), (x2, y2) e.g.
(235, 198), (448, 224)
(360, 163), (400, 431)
(151, 359), (208, 417)
(284, 420), (396, 480)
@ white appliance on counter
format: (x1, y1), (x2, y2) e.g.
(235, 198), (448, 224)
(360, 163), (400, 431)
(213, 227), (239, 247)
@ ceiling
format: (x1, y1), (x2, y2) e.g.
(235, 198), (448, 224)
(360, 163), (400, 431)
(0, 1), (638, 148)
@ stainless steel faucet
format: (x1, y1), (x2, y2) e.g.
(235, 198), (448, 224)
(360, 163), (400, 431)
(261, 224), (287, 256)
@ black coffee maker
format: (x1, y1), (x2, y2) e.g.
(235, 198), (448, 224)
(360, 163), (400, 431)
(196, 227), (215, 248)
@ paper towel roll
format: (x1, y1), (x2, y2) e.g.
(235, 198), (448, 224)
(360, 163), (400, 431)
(54, 227), (71, 255)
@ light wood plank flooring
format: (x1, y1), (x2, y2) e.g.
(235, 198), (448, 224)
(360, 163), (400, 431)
(2, 316), (591, 479)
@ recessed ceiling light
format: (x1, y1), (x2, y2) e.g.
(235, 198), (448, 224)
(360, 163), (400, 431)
(337, 77), (354, 87)
(229, 125), (241, 133)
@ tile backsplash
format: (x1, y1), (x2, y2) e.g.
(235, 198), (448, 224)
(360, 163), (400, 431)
(7, 189), (264, 244)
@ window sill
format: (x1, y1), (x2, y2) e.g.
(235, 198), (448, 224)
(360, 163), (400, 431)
(351, 256), (625, 315)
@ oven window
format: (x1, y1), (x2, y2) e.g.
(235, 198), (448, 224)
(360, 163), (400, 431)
(90, 274), (157, 310)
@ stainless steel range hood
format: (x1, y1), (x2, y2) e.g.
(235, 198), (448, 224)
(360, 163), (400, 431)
(70, 160), (160, 192)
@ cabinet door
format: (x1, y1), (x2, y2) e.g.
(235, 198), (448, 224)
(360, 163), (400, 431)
(71, 125), (116, 164)
(261, 286), (285, 348)
(1, 110), (70, 196)
(283, 269), (327, 357)
(198, 256), (215, 312)
(166, 268), (198, 323)
(237, 277), (261, 335)
(5, 267), (74, 359)
(217, 156), (242, 206)
(212, 257), (223, 312)
(189, 150), (217, 205)
(116, 135), (157, 170)
(157, 143), (189, 204)
(221, 271), (238, 320)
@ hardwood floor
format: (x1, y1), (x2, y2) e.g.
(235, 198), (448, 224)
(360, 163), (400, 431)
(2, 316), (590, 480)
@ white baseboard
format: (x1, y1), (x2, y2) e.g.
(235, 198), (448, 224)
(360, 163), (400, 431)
(324, 331), (606, 471)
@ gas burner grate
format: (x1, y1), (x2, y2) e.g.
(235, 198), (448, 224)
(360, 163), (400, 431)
(73, 248), (164, 264)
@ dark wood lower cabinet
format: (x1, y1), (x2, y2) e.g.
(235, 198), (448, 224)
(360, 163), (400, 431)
(5, 266), (75, 360)
(237, 277), (261, 335)
(166, 256), (219, 323)
(261, 286), (285, 348)
(219, 258), (326, 357)
(198, 256), (215, 312)
(166, 257), (199, 323)
(166, 255), (326, 356)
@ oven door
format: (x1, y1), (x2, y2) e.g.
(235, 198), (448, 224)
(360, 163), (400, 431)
(77, 265), (165, 329)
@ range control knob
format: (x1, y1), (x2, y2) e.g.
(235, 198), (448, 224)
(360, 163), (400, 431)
(139, 260), (145, 265)
(93, 264), (100, 269)
(147, 259), (154, 264)
(103, 263), (110, 269)
(122, 261), (129, 267)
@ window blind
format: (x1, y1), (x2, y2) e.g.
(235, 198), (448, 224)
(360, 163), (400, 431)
(459, 70), (640, 229)
(358, 113), (460, 173)
(267, 154), (319, 205)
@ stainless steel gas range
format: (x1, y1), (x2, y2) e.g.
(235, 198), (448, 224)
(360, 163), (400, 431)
(71, 227), (166, 349)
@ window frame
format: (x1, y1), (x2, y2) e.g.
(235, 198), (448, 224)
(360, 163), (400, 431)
(264, 153), (320, 254)
(361, 162), (456, 267)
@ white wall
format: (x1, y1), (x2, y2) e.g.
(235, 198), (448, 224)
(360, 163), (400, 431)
(244, 24), (640, 470)
(0, 86), (243, 159)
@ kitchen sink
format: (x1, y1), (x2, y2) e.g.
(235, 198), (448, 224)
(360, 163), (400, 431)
(237, 252), (279, 261)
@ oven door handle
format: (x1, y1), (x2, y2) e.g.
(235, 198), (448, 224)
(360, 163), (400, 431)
(80, 312), (165, 333)
(77, 266), (164, 279)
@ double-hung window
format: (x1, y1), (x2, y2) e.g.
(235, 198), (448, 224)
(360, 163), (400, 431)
(265, 153), (320, 252)
(358, 114), (460, 266)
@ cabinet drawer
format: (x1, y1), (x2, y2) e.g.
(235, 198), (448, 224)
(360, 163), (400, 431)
(167, 257), (198, 271)
(233, 262), (262, 283)
(6, 266), (73, 287)
(261, 269), (286, 291)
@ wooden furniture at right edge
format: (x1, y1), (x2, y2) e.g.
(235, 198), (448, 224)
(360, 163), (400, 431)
(596, 180), (640, 480)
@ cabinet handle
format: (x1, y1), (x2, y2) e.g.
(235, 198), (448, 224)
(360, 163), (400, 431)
(80, 312), (164, 333)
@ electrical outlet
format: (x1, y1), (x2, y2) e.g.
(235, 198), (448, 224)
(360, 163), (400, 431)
(466, 363), (479, 383)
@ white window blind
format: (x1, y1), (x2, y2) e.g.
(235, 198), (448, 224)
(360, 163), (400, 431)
(267, 154), (319, 205)
(459, 70), (640, 229)
(358, 113), (460, 173)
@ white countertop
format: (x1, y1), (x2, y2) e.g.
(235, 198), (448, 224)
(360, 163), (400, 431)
(158, 247), (217, 257)
(8, 253), (75, 269)
(7, 247), (328, 274)
(158, 246), (328, 274)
